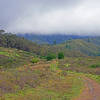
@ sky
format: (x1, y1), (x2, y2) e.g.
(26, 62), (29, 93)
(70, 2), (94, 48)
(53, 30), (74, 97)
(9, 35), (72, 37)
(0, 0), (100, 35)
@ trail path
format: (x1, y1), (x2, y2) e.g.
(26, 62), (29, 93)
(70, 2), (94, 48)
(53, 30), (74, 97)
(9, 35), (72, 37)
(73, 77), (100, 100)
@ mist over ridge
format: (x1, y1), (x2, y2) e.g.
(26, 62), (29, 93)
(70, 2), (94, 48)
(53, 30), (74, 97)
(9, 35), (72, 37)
(0, 0), (100, 35)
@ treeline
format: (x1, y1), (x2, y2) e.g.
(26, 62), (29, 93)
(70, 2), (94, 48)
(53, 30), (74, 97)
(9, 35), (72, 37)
(0, 30), (45, 55)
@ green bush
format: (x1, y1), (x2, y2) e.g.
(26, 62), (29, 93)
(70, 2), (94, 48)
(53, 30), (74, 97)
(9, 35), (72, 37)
(58, 52), (64, 59)
(46, 53), (56, 61)
(31, 58), (39, 63)
(89, 64), (100, 68)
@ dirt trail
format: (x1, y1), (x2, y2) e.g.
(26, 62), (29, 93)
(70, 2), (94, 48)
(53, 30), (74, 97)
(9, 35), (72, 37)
(73, 77), (100, 100)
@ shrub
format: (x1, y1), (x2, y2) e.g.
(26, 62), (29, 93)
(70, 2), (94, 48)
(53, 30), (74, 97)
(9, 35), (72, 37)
(58, 52), (64, 59)
(31, 58), (39, 63)
(46, 53), (56, 61)
(89, 64), (100, 68)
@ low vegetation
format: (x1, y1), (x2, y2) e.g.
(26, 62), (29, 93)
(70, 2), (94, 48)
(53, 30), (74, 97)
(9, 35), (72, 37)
(0, 61), (83, 100)
(1, 30), (100, 100)
(31, 58), (40, 64)
(0, 47), (85, 100)
(58, 52), (64, 59)
(46, 53), (56, 61)
(0, 47), (34, 69)
(89, 64), (100, 68)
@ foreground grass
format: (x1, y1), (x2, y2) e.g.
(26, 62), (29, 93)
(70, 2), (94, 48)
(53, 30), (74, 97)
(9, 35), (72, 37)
(1, 75), (83, 100)
(2, 47), (100, 100)
(0, 63), (83, 100)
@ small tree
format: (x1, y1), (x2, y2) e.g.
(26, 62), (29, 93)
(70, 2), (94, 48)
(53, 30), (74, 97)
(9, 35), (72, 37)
(46, 53), (56, 61)
(31, 58), (39, 63)
(58, 52), (64, 59)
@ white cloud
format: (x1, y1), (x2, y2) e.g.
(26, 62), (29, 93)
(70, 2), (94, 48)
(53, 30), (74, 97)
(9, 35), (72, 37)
(1, 0), (100, 35)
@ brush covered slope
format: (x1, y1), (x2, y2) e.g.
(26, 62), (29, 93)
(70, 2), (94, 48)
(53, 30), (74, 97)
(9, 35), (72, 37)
(18, 32), (100, 56)
(0, 31), (85, 57)
(0, 47), (35, 69)
(0, 47), (84, 100)
(66, 39), (100, 56)
(1, 47), (100, 100)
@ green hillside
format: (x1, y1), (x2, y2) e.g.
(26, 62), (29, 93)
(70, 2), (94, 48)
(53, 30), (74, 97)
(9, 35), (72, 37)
(84, 37), (100, 46)
(0, 47), (83, 100)
(66, 39), (100, 56)
(1, 30), (100, 57)
(0, 31), (85, 57)
(1, 47), (100, 100)
(0, 47), (35, 69)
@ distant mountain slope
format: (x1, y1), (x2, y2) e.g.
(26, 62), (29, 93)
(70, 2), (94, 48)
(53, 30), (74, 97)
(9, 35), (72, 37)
(1, 30), (100, 56)
(12, 33), (100, 56)
(18, 34), (90, 44)
(66, 39), (100, 56)
(0, 31), (85, 57)
(83, 37), (100, 46)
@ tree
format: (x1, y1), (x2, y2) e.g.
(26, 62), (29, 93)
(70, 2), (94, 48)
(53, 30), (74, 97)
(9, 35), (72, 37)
(58, 52), (64, 59)
(46, 53), (56, 61)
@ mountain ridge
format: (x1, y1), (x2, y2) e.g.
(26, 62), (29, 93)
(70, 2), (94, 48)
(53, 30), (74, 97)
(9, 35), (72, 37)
(18, 34), (91, 44)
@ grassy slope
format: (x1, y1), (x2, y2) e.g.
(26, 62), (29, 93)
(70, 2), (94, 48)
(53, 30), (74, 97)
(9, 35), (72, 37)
(0, 47), (84, 100)
(47, 38), (100, 57)
(0, 47), (35, 69)
(1, 47), (100, 100)
(48, 44), (85, 57)
(84, 36), (100, 46)
(66, 39), (100, 56)
(0, 66), (83, 100)
(58, 56), (100, 75)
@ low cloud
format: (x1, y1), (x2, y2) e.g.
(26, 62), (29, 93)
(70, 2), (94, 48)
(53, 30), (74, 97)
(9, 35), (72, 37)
(0, 0), (100, 35)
